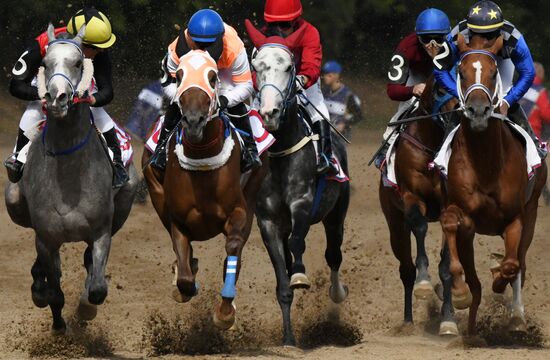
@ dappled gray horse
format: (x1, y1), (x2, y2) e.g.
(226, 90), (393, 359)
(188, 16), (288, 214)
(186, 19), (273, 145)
(249, 35), (350, 345)
(4, 24), (137, 333)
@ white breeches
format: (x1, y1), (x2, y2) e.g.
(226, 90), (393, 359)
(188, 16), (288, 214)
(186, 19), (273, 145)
(299, 79), (330, 123)
(19, 101), (115, 133)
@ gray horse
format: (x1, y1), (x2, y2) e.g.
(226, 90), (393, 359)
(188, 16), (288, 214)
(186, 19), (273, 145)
(4, 24), (137, 333)
(251, 44), (350, 345)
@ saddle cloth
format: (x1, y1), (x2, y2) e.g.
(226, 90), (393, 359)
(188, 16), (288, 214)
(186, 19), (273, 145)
(145, 109), (275, 157)
(17, 120), (133, 168)
(432, 121), (542, 178)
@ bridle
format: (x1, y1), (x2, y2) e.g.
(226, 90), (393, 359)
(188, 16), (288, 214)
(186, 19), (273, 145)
(255, 43), (297, 123)
(456, 49), (503, 113)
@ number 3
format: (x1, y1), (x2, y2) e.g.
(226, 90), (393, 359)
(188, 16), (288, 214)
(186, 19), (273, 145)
(388, 54), (404, 82)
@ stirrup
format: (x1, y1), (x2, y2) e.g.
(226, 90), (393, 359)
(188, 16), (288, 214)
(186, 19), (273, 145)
(317, 153), (337, 175)
(113, 162), (129, 188)
(241, 148), (262, 173)
(150, 145), (167, 171)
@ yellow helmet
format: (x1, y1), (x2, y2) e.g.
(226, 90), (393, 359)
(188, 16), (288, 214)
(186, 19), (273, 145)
(67, 8), (116, 48)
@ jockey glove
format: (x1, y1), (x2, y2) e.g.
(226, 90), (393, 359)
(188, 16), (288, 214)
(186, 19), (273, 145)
(218, 95), (229, 110)
(296, 75), (307, 92)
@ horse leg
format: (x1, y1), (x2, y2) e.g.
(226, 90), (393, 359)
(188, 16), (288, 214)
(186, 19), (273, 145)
(381, 187), (415, 323)
(288, 201), (313, 289)
(170, 222), (197, 303)
(458, 235), (481, 336)
(31, 253), (48, 308)
(257, 216), (295, 345)
(403, 194), (432, 299)
(492, 218), (522, 294)
(438, 240), (458, 336)
(323, 185), (350, 304)
(214, 207), (248, 330)
(87, 231), (112, 305)
(76, 246), (97, 321)
(440, 205), (474, 309)
(36, 239), (65, 333)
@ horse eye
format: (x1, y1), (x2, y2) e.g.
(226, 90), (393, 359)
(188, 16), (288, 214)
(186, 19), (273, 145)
(285, 65), (292, 72)
(75, 60), (82, 68)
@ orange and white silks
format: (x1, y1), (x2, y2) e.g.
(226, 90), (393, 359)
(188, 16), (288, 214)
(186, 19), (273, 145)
(175, 50), (219, 118)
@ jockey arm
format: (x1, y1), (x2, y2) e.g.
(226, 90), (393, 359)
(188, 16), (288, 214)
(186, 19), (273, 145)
(504, 36), (535, 107)
(9, 42), (42, 101)
(90, 52), (114, 107)
(433, 33), (460, 99)
(297, 22), (322, 89)
(224, 49), (254, 108)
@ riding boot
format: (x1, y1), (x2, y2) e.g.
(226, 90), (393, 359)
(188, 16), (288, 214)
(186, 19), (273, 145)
(313, 120), (338, 175)
(508, 103), (547, 159)
(374, 142), (390, 170)
(150, 103), (181, 170)
(4, 128), (30, 183)
(232, 113), (262, 173)
(103, 127), (129, 188)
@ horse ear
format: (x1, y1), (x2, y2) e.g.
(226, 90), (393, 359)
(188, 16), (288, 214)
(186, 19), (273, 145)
(73, 24), (86, 46)
(245, 19), (267, 48)
(47, 23), (56, 42)
(283, 22), (307, 49)
(489, 35), (504, 54)
(456, 33), (470, 53)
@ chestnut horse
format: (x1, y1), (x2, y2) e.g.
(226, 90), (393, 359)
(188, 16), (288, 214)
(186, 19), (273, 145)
(439, 34), (547, 335)
(379, 77), (459, 335)
(142, 50), (267, 329)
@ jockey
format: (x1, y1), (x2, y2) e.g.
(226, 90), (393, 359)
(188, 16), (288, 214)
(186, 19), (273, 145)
(262, 0), (337, 174)
(519, 62), (550, 140)
(5, 8), (128, 187)
(375, 8), (451, 168)
(433, 1), (542, 155)
(321, 60), (363, 139)
(151, 9), (261, 172)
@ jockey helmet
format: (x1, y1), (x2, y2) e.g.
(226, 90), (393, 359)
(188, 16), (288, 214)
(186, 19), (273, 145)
(67, 7), (116, 48)
(322, 61), (343, 74)
(188, 9), (225, 43)
(415, 8), (451, 35)
(466, 1), (504, 33)
(264, 0), (303, 22)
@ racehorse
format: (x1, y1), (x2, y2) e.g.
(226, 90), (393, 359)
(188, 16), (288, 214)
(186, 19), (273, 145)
(4, 24), (138, 333)
(379, 77), (459, 335)
(246, 20), (350, 345)
(142, 50), (267, 330)
(439, 34), (547, 335)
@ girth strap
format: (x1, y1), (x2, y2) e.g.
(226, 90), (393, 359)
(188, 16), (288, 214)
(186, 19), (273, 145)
(268, 134), (319, 158)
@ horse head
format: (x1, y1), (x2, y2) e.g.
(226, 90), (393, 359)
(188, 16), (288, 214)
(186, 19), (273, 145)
(175, 50), (219, 143)
(37, 24), (94, 118)
(245, 19), (306, 131)
(456, 33), (504, 131)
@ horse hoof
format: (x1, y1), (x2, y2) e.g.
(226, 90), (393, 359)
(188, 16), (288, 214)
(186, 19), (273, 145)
(51, 321), (67, 336)
(452, 288), (472, 310)
(329, 284), (349, 304)
(171, 287), (193, 303)
(508, 312), (527, 333)
(439, 321), (459, 337)
(76, 297), (98, 321)
(290, 273), (311, 289)
(413, 280), (433, 300)
(213, 302), (236, 330)
(31, 291), (49, 308)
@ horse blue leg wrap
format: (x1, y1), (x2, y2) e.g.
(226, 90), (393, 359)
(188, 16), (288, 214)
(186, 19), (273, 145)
(221, 256), (238, 298)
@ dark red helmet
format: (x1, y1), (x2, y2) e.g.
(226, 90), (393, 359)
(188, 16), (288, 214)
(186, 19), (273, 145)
(264, 0), (303, 22)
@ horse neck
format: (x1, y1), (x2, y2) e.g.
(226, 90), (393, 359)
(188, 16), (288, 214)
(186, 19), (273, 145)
(407, 81), (444, 149)
(44, 103), (92, 154)
(460, 116), (505, 178)
(182, 117), (224, 159)
(270, 101), (305, 153)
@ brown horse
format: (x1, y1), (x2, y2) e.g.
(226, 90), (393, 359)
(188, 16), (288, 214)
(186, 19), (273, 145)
(379, 76), (458, 335)
(142, 50), (267, 329)
(439, 34), (547, 335)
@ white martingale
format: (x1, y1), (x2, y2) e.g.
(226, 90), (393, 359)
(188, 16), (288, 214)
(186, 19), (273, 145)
(473, 61), (482, 84)
(388, 54), (404, 81)
(174, 135), (235, 171)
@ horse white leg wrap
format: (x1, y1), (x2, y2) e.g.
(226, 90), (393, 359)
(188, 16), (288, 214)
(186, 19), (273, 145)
(221, 256), (238, 298)
(511, 270), (524, 316)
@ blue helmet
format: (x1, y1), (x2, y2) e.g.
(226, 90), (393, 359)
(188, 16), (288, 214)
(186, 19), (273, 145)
(415, 8), (451, 35)
(322, 61), (342, 74)
(187, 9), (225, 43)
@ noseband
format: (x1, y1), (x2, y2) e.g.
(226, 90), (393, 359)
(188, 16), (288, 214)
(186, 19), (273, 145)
(457, 49), (503, 112)
(256, 43), (297, 122)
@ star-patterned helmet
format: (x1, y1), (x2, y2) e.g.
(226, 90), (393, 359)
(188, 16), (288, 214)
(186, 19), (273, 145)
(67, 7), (116, 48)
(466, 1), (504, 33)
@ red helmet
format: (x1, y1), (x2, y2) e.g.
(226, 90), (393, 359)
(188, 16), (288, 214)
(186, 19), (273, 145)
(264, 0), (303, 22)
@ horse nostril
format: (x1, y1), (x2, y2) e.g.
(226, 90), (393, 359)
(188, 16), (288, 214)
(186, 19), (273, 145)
(271, 108), (280, 116)
(199, 116), (205, 122)
(484, 106), (491, 115)
(57, 93), (67, 103)
(45, 93), (52, 102)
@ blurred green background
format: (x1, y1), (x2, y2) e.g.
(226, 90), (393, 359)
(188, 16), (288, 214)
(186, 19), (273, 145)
(0, 0), (549, 129)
